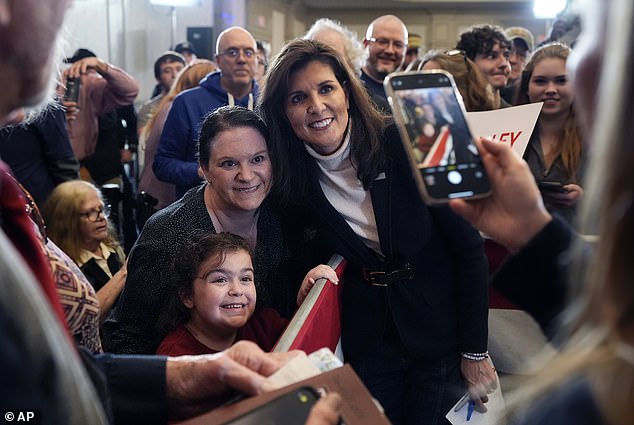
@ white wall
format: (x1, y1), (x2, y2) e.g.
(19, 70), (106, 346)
(64, 0), (214, 103)
(304, 7), (548, 53)
(61, 0), (551, 103)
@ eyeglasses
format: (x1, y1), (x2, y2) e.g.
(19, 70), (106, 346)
(216, 48), (256, 59)
(445, 49), (469, 66)
(79, 205), (111, 222)
(418, 49), (468, 71)
(444, 49), (468, 61)
(368, 37), (407, 51)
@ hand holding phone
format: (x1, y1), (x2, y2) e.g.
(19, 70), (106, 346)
(537, 180), (568, 193)
(223, 386), (320, 425)
(385, 70), (491, 204)
(63, 77), (81, 103)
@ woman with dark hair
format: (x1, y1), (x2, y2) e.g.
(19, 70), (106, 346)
(515, 43), (584, 224)
(259, 39), (494, 425)
(106, 106), (314, 354)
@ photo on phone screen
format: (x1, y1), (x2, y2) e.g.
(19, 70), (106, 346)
(222, 386), (320, 425)
(64, 77), (81, 103)
(385, 70), (490, 203)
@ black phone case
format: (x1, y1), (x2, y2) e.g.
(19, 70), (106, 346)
(222, 386), (320, 425)
(538, 181), (567, 193)
(384, 70), (491, 204)
(64, 78), (81, 102)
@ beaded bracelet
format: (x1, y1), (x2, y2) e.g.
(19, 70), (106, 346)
(461, 351), (489, 361)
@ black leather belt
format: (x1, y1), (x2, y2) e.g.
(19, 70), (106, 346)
(362, 263), (414, 287)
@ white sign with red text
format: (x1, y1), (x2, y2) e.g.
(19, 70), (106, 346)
(465, 102), (543, 157)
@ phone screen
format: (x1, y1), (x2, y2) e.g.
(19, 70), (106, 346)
(64, 77), (81, 103)
(222, 386), (320, 425)
(385, 71), (490, 203)
(538, 181), (567, 193)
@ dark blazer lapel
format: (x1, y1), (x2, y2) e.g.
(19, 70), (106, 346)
(371, 155), (392, 259)
(304, 161), (380, 267)
(80, 258), (111, 291)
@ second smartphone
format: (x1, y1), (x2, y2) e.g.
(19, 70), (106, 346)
(384, 70), (491, 204)
(222, 386), (320, 425)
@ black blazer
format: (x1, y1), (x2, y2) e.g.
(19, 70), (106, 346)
(300, 124), (488, 361)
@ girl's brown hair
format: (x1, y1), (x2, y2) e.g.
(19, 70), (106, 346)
(159, 231), (253, 332)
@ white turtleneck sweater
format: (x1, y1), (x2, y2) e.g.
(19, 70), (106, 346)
(304, 130), (383, 256)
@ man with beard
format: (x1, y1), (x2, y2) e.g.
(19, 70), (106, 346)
(361, 14), (408, 113)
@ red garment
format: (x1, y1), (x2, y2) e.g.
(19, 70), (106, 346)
(484, 238), (520, 309)
(156, 307), (289, 356)
(0, 162), (69, 336)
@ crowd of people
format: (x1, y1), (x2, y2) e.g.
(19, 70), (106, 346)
(3, 0), (633, 424)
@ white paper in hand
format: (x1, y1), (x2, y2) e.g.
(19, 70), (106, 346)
(445, 367), (505, 425)
(266, 348), (342, 390)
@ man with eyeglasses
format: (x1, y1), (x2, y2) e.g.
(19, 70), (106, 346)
(361, 14), (408, 113)
(154, 26), (259, 198)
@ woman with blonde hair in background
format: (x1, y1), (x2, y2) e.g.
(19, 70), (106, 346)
(138, 60), (217, 210)
(43, 180), (127, 321)
(419, 49), (496, 112)
(515, 43), (584, 224)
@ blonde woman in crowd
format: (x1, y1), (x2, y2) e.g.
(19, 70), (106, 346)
(138, 60), (217, 210)
(43, 180), (126, 320)
(515, 43), (584, 224)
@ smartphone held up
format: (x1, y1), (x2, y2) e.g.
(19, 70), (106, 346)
(223, 386), (320, 425)
(385, 70), (491, 204)
(63, 77), (81, 103)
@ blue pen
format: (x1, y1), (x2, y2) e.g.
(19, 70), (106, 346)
(466, 400), (475, 421)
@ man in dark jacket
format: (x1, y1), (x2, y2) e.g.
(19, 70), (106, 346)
(154, 26), (259, 198)
(0, 103), (79, 205)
